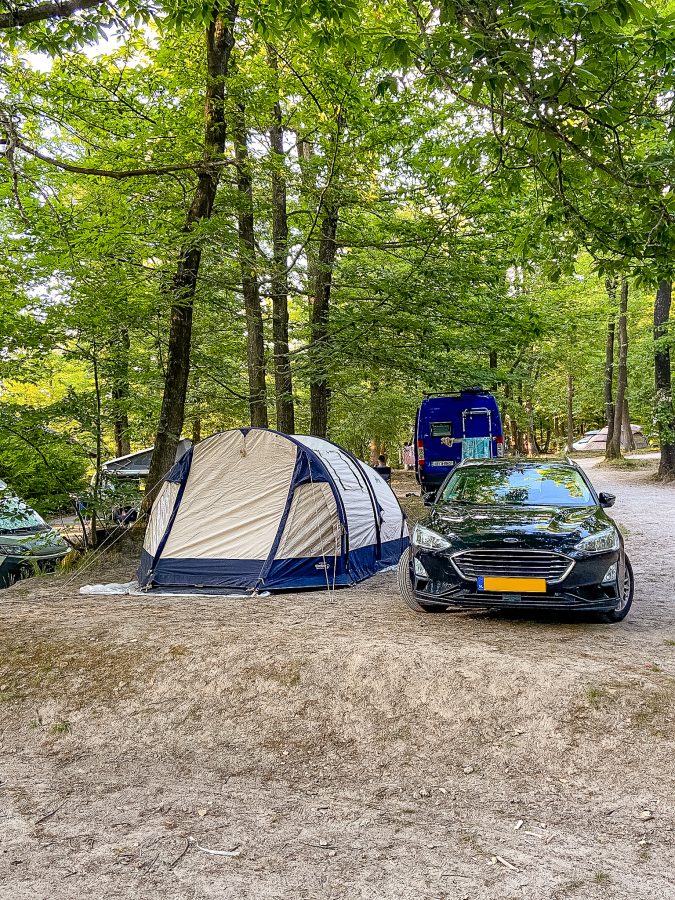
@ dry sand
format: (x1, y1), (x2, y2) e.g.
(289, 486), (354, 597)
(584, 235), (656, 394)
(1, 458), (674, 899)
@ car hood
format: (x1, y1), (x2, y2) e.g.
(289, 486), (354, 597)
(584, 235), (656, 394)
(428, 502), (613, 553)
(0, 527), (69, 557)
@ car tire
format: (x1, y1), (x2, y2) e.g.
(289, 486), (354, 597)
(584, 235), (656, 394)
(600, 555), (634, 623)
(397, 548), (449, 613)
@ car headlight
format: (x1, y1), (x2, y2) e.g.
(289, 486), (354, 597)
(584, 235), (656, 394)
(0, 544), (26, 556)
(412, 523), (452, 551)
(575, 527), (620, 553)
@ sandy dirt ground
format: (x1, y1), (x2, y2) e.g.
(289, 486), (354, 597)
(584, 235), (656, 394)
(1, 457), (675, 899)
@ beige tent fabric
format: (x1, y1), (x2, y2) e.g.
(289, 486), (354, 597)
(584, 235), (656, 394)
(162, 430), (297, 560)
(584, 425), (648, 451)
(144, 481), (180, 558)
(276, 482), (341, 559)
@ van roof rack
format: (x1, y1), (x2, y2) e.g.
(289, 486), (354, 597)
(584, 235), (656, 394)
(422, 386), (487, 397)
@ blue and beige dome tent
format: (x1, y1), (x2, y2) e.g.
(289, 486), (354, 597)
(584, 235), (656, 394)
(138, 428), (408, 592)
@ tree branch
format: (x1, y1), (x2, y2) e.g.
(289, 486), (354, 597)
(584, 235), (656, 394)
(1, 138), (238, 179)
(0, 0), (105, 29)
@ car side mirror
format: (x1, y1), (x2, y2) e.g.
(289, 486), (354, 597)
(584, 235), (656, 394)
(422, 490), (437, 506)
(599, 492), (616, 508)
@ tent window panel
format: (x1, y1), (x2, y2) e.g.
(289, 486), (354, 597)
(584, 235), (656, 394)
(277, 483), (341, 559)
(320, 450), (364, 492)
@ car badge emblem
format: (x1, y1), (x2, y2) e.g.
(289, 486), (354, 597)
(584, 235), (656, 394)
(503, 538), (519, 544)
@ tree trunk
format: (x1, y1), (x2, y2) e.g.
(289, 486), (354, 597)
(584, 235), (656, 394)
(90, 343), (102, 549)
(309, 201), (339, 437)
(542, 428), (551, 454)
(234, 107), (268, 429)
(144, 3), (236, 508)
(607, 277), (628, 460)
(504, 382), (516, 455)
(192, 416), (201, 444)
(654, 279), (675, 478)
(604, 276), (617, 449)
(268, 47), (294, 434)
(111, 325), (131, 457)
(566, 373), (574, 453)
(622, 397), (635, 452)
(297, 135), (319, 317)
(525, 397), (540, 456)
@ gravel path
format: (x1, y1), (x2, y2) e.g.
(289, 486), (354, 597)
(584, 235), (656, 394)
(0, 458), (674, 899)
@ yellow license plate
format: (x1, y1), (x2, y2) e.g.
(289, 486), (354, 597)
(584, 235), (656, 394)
(480, 576), (547, 593)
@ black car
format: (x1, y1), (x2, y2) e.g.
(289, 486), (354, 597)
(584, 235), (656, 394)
(398, 458), (634, 623)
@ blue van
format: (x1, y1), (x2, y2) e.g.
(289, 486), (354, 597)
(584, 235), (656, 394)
(415, 389), (504, 494)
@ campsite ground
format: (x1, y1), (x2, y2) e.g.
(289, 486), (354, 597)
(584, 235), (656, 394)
(1, 458), (674, 899)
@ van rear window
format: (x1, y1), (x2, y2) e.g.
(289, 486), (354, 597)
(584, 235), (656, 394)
(430, 422), (452, 437)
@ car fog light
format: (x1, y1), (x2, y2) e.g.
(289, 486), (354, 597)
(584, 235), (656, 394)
(602, 563), (617, 584)
(414, 556), (429, 578)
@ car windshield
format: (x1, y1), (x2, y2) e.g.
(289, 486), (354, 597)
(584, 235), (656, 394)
(440, 464), (594, 507)
(0, 491), (46, 532)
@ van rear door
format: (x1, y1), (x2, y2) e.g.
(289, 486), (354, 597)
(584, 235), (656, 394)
(415, 398), (463, 490)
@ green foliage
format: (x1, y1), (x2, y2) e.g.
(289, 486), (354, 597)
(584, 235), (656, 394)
(0, 0), (673, 490)
(0, 407), (89, 516)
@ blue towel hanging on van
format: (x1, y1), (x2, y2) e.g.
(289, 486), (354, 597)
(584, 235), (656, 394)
(461, 437), (491, 461)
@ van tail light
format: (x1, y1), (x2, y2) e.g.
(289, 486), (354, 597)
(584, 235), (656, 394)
(417, 439), (425, 465)
(496, 435), (504, 458)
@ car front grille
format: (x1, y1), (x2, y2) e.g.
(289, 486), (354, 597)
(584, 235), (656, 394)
(452, 549), (574, 584)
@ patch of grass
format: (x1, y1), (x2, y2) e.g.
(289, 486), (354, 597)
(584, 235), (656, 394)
(0, 626), (162, 708)
(168, 644), (190, 657)
(593, 871), (611, 885)
(664, 639), (675, 647)
(240, 661), (303, 687)
(0, 690), (14, 702)
(553, 877), (586, 897)
(630, 677), (675, 734)
(59, 549), (85, 573)
(584, 685), (616, 709)
(50, 721), (71, 735)
(456, 829), (484, 854)
(597, 457), (651, 470)
(637, 844), (652, 863)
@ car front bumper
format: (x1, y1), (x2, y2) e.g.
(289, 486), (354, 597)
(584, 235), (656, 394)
(0, 552), (67, 588)
(411, 547), (623, 612)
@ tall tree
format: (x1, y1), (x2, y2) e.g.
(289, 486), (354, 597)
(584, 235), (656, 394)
(111, 326), (131, 457)
(607, 277), (628, 460)
(565, 374), (574, 453)
(268, 46), (294, 433)
(145, 1), (237, 505)
(309, 199), (339, 437)
(654, 280), (675, 480)
(234, 104), (268, 428)
(604, 277), (617, 450)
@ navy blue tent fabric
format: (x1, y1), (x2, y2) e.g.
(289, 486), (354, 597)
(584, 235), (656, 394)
(138, 428), (408, 593)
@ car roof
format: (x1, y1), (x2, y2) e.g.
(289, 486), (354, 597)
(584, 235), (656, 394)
(455, 457), (581, 471)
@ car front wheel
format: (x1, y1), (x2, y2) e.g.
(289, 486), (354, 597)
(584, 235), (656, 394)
(600, 556), (634, 623)
(397, 548), (449, 613)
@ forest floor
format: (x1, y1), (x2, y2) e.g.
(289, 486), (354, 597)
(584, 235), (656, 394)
(1, 458), (675, 899)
